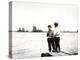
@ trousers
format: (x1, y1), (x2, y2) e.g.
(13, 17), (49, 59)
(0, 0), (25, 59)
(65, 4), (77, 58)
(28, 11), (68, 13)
(47, 38), (55, 52)
(54, 37), (60, 52)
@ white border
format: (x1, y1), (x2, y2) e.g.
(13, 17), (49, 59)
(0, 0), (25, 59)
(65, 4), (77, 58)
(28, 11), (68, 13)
(0, 0), (80, 60)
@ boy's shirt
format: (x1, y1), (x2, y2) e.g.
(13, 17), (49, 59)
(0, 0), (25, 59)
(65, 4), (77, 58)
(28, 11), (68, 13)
(53, 27), (60, 37)
(47, 30), (54, 38)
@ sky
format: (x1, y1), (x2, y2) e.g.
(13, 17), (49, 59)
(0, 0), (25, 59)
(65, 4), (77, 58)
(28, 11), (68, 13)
(12, 1), (78, 31)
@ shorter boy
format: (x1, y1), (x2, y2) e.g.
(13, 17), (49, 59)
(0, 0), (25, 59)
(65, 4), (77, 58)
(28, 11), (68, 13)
(47, 25), (55, 52)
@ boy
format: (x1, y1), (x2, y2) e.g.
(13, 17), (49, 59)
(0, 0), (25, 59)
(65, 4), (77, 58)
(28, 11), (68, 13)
(47, 25), (55, 52)
(53, 22), (60, 52)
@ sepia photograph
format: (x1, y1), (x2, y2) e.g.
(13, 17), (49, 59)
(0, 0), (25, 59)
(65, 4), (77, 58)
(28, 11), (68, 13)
(9, 1), (78, 59)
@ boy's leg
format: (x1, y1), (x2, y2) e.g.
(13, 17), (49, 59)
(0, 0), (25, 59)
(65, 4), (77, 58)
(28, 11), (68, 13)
(47, 38), (51, 52)
(57, 37), (60, 52)
(54, 37), (58, 52)
(51, 38), (55, 52)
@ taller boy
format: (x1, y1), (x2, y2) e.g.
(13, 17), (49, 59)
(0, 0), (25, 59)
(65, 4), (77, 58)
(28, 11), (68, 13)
(54, 22), (60, 52)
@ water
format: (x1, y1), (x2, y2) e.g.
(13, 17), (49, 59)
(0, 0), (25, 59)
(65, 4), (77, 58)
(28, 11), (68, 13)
(12, 32), (78, 58)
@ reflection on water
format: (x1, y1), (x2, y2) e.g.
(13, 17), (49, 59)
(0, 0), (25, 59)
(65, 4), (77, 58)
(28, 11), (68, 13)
(12, 32), (78, 58)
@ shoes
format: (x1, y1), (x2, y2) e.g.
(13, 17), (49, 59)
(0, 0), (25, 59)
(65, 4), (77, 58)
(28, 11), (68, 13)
(57, 50), (60, 53)
(49, 50), (51, 52)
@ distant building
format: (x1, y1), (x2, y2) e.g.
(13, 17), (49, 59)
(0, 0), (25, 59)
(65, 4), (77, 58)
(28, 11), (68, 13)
(17, 27), (21, 32)
(32, 25), (43, 32)
(22, 27), (25, 32)
(17, 26), (43, 32)
(32, 26), (37, 32)
(17, 27), (26, 32)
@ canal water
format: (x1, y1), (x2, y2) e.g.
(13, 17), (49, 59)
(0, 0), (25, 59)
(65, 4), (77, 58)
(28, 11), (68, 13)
(12, 32), (78, 58)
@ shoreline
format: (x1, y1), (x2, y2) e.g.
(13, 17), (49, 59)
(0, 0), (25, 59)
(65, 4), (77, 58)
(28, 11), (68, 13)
(9, 31), (78, 33)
